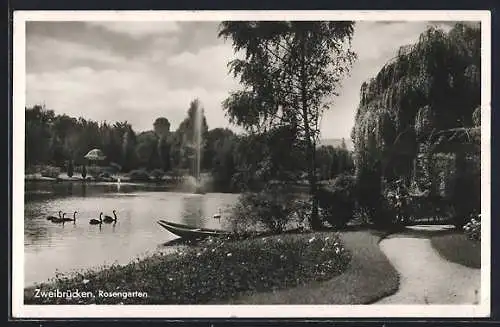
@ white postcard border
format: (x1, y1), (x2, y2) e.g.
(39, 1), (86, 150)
(12, 10), (492, 318)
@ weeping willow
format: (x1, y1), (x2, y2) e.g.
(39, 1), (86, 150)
(352, 23), (481, 223)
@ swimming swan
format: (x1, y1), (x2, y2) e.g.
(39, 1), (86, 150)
(89, 213), (103, 225)
(62, 211), (77, 223)
(103, 210), (117, 223)
(47, 211), (62, 221)
(51, 213), (67, 223)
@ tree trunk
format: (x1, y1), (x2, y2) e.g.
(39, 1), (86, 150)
(299, 30), (323, 231)
(308, 140), (323, 230)
(303, 126), (322, 230)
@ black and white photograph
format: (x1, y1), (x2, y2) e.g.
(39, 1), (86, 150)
(12, 10), (490, 318)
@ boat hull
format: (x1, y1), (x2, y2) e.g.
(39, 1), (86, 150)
(157, 220), (231, 239)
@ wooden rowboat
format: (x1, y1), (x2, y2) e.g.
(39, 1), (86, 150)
(157, 220), (231, 239)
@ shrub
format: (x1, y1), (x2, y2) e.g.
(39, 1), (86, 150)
(355, 165), (393, 227)
(472, 106), (481, 127)
(383, 179), (413, 225)
(40, 166), (61, 178)
(382, 178), (455, 226)
(81, 165), (87, 179)
(316, 174), (356, 229)
(228, 183), (303, 234)
(463, 213), (481, 241)
(128, 169), (151, 182)
(109, 162), (122, 174)
(351, 205), (372, 226)
(150, 169), (165, 181)
(99, 172), (111, 180)
(449, 154), (481, 228)
(291, 197), (313, 229)
(87, 166), (103, 179)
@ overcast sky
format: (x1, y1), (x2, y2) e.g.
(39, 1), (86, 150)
(25, 20), (457, 139)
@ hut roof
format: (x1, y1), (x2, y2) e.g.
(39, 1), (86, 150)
(84, 148), (106, 161)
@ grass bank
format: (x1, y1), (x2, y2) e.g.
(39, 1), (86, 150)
(25, 232), (350, 305)
(224, 230), (399, 304)
(430, 232), (481, 269)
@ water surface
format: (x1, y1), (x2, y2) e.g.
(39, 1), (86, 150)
(24, 182), (239, 286)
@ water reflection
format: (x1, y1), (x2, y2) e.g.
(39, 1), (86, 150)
(23, 182), (239, 286)
(24, 181), (180, 202)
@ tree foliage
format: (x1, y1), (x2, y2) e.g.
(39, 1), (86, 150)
(316, 140), (354, 180)
(153, 117), (171, 138)
(25, 102), (199, 176)
(351, 23), (481, 226)
(219, 21), (357, 229)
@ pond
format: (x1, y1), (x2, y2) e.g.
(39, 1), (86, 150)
(24, 181), (240, 286)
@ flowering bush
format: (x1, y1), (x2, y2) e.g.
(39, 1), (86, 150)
(463, 214), (481, 241)
(229, 183), (305, 233)
(24, 232), (351, 304)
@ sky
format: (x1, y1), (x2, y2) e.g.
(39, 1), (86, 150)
(25, 20), (458, 139)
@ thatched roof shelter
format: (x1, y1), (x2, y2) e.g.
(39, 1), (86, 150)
(84, 148), (106, 164)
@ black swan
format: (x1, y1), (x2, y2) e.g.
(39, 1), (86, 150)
(103, 210), (117, 223)
(89, 213), (103, 225)
(62, 211), (77, 223)
(47, 211), (62, 221)
(51, 213), (67, 223)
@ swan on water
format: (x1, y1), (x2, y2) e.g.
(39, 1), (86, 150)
(47, 211), (62, 221)
(51, 213), (67, 224)
(103, 210), (117, 223)
(89, 213), (103, 225)
(62, 211), (77, 223)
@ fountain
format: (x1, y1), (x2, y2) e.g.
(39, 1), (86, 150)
(193, 100), (204, 194)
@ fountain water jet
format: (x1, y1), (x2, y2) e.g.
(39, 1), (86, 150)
(193, 100), (204, 194)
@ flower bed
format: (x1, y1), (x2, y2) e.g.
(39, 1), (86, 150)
(24, 232), (350, 304)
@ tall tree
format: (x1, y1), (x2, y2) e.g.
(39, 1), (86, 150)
(158, 136), (171, 171)
(351, 23), (480, 226)
(25, 105), (54, 165)
(153, 117), (171, 138)
(153, 117), (172, 171)
(135, 131), (159, 169)
(219, 21), (356, 229)
(204, 128), (235, 170)
(211, 131), (238, 191)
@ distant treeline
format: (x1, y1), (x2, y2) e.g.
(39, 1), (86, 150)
(25, 99), (353, 191)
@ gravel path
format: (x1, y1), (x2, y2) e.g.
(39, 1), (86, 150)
(377, 233), (480, 304)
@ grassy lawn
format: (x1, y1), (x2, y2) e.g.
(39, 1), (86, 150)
(224, 230), (399, 304)
(25, 232), (351, 305)
(430, 232), (481, 269)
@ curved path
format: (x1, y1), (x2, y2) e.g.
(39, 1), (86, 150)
(377, 226), (480, 304)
